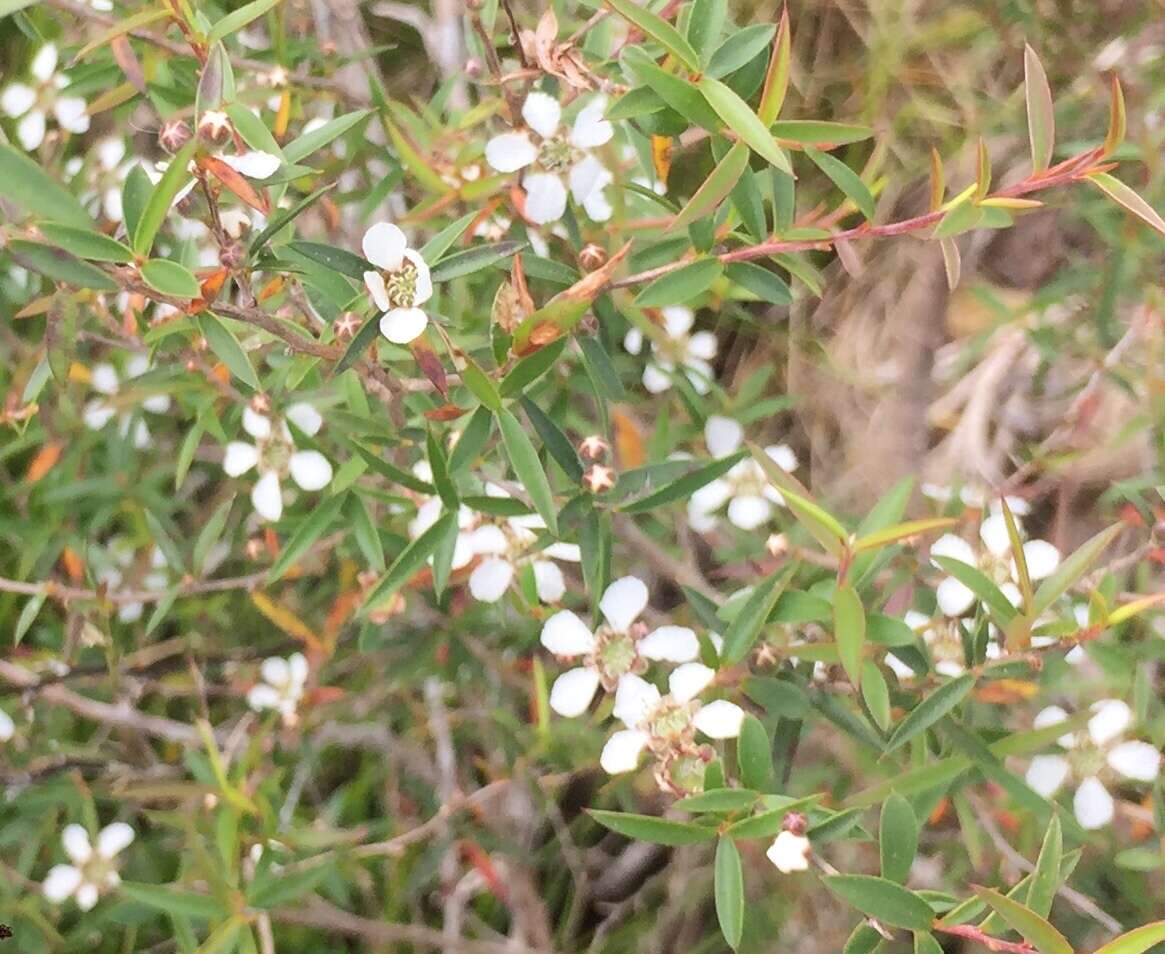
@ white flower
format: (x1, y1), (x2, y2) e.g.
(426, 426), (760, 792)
(766, 830), (811, 873)
(247, 653), (309, 723)
(921, 483), (1030, 516)
(688, 416), (798, 532)
(92, 539), (171, 624)
(930, 513), (1060, 617)
(0, 708), (14, 742)
(83, 355), (172, 449)
(600, 670), (744, 792)
(43, 822), (135, 911)
(223, 402), (333, 522)
(2, 44), (90, 152)
(890, 609), (1000, 679)
(465, 485), (580, 605)
(624, 306), (718, 395)
(484, 92), (614, 224)
(541, 576), (702, 717)
(71, 136), (133, 222)
(361, 221), (434, 345)
(1025, 699), (1161, 830)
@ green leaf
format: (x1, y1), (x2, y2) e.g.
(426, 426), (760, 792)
(973, 886), (1072, 954)
(267, 492), (346, 583)
(0, 143), (92, 228)
(141, 259), (202, 298)
(448, 406), (493, 472)
(286, 240), (370, 280)
(770, 121), (875, 145)
(587, 809), (716, 845)
(497, 407), (558, 534)
(430, 241), (524, 282)
(249, 182), (337, 255)
(38, 223), (133, 263)
(500, 338), (566, 398)
(417, 212), (477, 264)
(1023, 44), (1055, 173)
(884, 673), (974, 753)
(757, 9), (791, 124)
(362, 511), (456, 611)
(823, 875), (935, 931)
(843, 923), (884, 954)
(460, 357), (502, 411)
(425, 429), (458, 508)
(834, 584), (866, 688)
(8, 240), (118, 292)
(880, 793), (919, 884)
(121, 882), (229, 920)
(635, 258), (723, 307)
(334, 315), (380, 375)
(14, 591), (46, 647)
(1031, 523), (1121, 616)
(931, 556), (1018, 624)
(698, 76), (793, 174)
(686, 0), (726, 64)
(706, 23), (775, 79)
(932, 199), (983, 239)
(861, 661), (891, 731)
(805, 146), (876, 221)
(743, 676), (810, 718)
(1026, 814), (1061, 918)
(134, 139), (197, 255)
(853, 517), (958, 553)
(207, 0), (284, 44)
(247, 863), (332, 908)
(193, 499), (233, 575)
(737, 714), (772, 791)
(197, 314), (261, 390)
(604, 0), (699, 69)
(623, 47), (722, 132)
(725, 261), (792, 305)
(622, 450), (746, 514)
(282, 109), (371, 164)
(747, 442), (848, 556)
(225, 103), (283, 158)
(1093, 920), (1165, 954)
(719, 565), (793, 665)
(714, 838), (745, 949)
(578, 335), (626, 399)
(675, 789), (759, 814)
(670, 141), (750, 231)
(519, 396), (583, 483)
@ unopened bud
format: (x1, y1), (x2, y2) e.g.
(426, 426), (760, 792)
(579, 243), (607, 272)
(158, 119), (192, 154)
(202, 792), (219, 811)
(245, 537), (265, 560)
(198, 110), (233, 146)
(765, 533), (788, 558)
(582, 463), (616, 494)
(783, 811), (808, 836)
(578, 434), (609, 461)
(465, 58), (483, 79)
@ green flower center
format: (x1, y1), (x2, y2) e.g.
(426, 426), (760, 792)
(386, 262), (419, 308)
(538, 137), (578, 174)
(1069, 741), (1107, 779)
(649, 699), (695, 742)
(595, 631), (638, 684)
(258, 435), (292, 475)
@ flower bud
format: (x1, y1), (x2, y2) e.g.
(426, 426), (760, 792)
(579, 243), (607, 272)
(765, 533), (788, 558)
(578, 434), (609, 461)
(582, 464), (616, 494)
(158, 119), (192, 154)
(198, 110), (233, 146)
(465, 58), (483, 79)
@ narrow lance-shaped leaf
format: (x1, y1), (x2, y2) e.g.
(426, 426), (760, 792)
(757, 6), (792, 124)
(1024, 44), (1055, 173)
(884, 673), (974, 753)
(972, 886), (1072, 954)
(1025, 814), (1061, 918)
(1104, 74), (1126, 157)
(833, 583), (866, 688)
(587, 809), (716, 845)
(880, 793), (919, 884)
(822, 875), (935, 931)
(1087, 173), (1165, 238)
(669, 141), (750, 232)
(805, 146), (876, 221)
(497, 407), (559, 535)
(134, 139), (198, 255)
(698, 76), (793, 175)
(1092, 920), (1165, 954)
(1030, 522), (1120, 616)
(603, 0), (700, 70)
(361, 511), (456, 612)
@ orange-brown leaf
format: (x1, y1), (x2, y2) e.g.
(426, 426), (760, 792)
(26, 441), (62, 484)
(201, 156), (270, 214)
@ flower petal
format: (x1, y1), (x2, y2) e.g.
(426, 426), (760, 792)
(570, 96), (614, 148)
(1025, 754), (1069, 797)
(1022, 539), (1060, 580)
(76, 882), (99, 911)
(668, 662), (714, 703)
(1106, 740), (1161, 782)
(43, 864), (82, 904)
(364, 270), (391, 311)
(662, 306), (694, 338)
(979, 514), (1011, 558)
(242, 406), (271, 439)
(766, 444), (798, 472)
(83, 400), (116, 431)
(766, 831), (811, 873)
(687, 330), (718, 361)
(642, 363), (672, 393)
(402, 249), (433, 305)
(705, 416), (742, 457)
(936, 576), (975, 617)
(31, 44), (59, 83)
(541, 610), (596, 657)
(485, 131), (537, 173)
(288, 450), (332, 491)
(548, 667), (601, 717)
(1074, 776), (1114, 829)
(247, 684), (281, 711)
(223, 441), (259, 477)
(261, 656), (289, 687)
(930, 533), (976, 567)
(0, 709), (14, 742)
(522, 172), (567, 225)
(380, 307), (428, 344)
(283, 403), (322, 438)
(17, 109), (46, 151)
(567, 153), (612, 206)
(219, 150), (281, 180)
(522, 90), (562, 138)
(362, 222), (407, 271)
(53, 97), (90, 134)
(252, 470), (284, 521)
(96, 822), (135, 859)
(469, 557), (514, 602)
(693, 700), (745, 739)
(532, 559), (566, 603)
(638, 625), (700, 663)
(1088, 698), (1132, 747)
(600, 576), (649, 632)
(1, 82), (35, 118)
(612, 673), (661, 729)
(468, 524), (508, 555)
(62, 824), (92, 865)
(623, 327), (644, 355)
(582, 188), (613, 222)
(728, 495), (773, 531)
(600, 729), (650, 774)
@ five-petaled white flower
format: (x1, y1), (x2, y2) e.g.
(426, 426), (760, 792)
(485, 91), (614, 225)
(43, 822), (135, 911)
(83, 355), (172, 449)
(767, 830), (811, 873)
(624, 306), (718, 395)
(223, 403), (333, 522)
(929, 513), (1060, 617)
(2, 44), (89, 152)
(362, 221), (434, 345)
(689, 416), (798, 532)
(541, 576), (702, 717)
(601, 670), (745, 791)
(247, 653), (309, 723)
(1025, 699), (1161, 830)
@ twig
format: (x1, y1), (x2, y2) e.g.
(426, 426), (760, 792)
(934, 922), (1038, 954)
